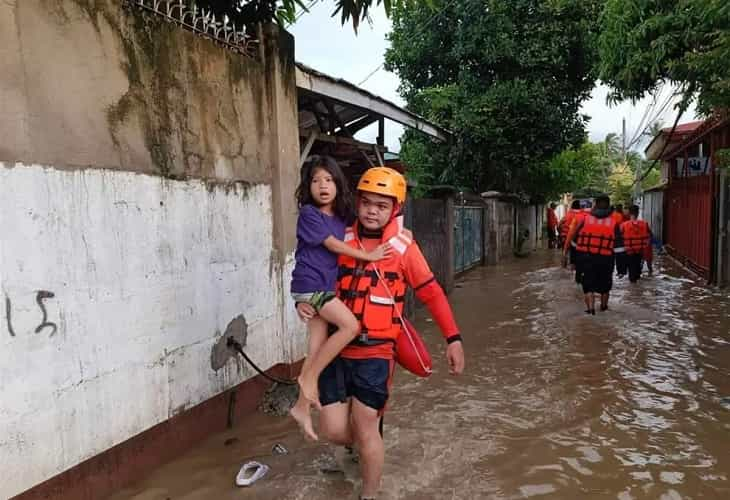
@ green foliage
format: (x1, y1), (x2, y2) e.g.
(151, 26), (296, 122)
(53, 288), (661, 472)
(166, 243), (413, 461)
(547, 142), (603, 199)
(716, 149), (730, 170)
(562, 134), (663, 205)
(607, 161), (635, 206)
(386, 0), (603, 201)
(598, 0), (730, 115)
(195, 0), (405, 30)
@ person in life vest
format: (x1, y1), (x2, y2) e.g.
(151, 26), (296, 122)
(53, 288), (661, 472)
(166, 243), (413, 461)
(620, 205), (652, 283)
(295, 167), (465, 500)
(547, 203), (559, 249)
(612, 204), (629, 278)
(559, 200), (584, 283)
(612, 204), (626, 225)
(563, 194), (625, 314)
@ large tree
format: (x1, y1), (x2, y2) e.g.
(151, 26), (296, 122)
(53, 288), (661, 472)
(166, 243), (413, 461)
(196, 0), (400, 30)
(598, 0), (730, 115)
(385, 0), (603, 201)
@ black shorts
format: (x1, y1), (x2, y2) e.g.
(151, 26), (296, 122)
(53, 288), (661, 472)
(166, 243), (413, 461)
(318, 357), (393, 411)
(580, 253), (615, 294)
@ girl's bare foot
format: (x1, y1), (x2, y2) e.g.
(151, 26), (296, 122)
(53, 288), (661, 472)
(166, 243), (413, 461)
(289, 398), (318, 441)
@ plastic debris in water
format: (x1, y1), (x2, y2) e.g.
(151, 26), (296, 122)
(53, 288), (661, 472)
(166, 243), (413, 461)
(272, 443), (288, 455)
(236, 461), (269, 487)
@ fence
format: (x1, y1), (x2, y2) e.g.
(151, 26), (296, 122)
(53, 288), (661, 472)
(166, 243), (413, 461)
(641, 189), (664, 244)
(454, 205), (485, 273)
(665, 175), (713, 278)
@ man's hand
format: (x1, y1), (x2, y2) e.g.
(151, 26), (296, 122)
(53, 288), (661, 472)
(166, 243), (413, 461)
(561, 253), (568, 268)
(296, 302), (316, 322)
(446, 341), (465, 375)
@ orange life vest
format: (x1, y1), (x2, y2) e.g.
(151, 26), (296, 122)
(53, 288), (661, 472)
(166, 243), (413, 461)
(559, 209), (580, 240)
(575, 215), (617, 256)
(621, 220), (650, 255)
(337, 217), (411, 343)
(611, 212), (625, 225)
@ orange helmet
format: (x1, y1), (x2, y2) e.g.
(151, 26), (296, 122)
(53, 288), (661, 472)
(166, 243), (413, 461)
(356, 167), (407, 204)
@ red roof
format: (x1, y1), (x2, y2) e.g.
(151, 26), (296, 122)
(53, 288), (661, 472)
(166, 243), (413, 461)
(661, 121), (703, 135)
(645, 120), (705, 159)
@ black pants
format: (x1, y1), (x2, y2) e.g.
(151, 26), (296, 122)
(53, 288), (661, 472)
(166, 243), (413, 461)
(627, 253), (643, 283)
(571, 248), (583, 284)
(616, 252), (627, 276)
(580, 253), (615, 294)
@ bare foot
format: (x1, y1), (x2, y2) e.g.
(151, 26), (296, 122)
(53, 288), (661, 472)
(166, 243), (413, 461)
(298, 375), (322, 410)
(289, 401), (318, 441)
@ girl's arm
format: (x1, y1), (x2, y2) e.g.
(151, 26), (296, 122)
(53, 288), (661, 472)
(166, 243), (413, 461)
(323, 236), (389, 262)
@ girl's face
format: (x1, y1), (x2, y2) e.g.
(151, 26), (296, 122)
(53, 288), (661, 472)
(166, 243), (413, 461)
(310, 167), (337, 207)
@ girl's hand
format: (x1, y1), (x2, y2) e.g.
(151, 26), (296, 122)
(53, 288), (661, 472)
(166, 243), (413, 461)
(366, 243), (392, 262)
(296, 302), (316, 321)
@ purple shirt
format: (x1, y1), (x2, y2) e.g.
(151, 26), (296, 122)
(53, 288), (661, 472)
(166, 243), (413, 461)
(290, 204), (347, 293)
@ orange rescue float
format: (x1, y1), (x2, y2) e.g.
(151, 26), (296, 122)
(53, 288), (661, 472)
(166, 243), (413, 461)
(395, 318), (432, 378)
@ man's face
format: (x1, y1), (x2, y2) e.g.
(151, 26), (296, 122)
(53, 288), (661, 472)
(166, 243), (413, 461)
(357, 192), (395, 230)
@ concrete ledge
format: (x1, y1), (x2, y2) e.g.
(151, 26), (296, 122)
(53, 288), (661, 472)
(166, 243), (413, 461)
(12, 360), (304, 500)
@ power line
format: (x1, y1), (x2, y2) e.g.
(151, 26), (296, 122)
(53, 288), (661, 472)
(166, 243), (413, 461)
(358, 0), (461, 86)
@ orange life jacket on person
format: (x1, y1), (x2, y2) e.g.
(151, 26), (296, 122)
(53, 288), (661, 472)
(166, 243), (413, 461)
(575, 215), (617, 256)
(611, 212), (625, 225)
(337, 217), (411, 344)
(621, 219), (650, 255)
(559, 209), (580, 240)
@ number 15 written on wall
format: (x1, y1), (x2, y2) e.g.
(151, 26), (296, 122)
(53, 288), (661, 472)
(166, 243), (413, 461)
(4, 290), (58, 337)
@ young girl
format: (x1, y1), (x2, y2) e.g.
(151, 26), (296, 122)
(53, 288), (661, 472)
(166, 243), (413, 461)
(289, 155), (390, 441)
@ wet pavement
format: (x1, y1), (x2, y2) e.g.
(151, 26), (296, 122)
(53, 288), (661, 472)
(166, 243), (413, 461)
(110, 251), (730, 499)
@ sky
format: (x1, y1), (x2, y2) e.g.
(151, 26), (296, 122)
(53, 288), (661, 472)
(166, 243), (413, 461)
(289, 3), (696, 155)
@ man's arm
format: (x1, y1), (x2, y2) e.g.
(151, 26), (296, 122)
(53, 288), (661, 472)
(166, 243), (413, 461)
(563, 218), (583, 255)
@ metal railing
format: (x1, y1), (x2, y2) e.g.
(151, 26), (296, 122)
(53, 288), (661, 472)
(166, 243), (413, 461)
(124, 0), (259, 58)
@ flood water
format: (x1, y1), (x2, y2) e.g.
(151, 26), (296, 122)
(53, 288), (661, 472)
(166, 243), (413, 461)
(111, 252), (730, 499)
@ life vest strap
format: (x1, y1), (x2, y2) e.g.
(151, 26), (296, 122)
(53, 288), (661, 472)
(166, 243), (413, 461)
(348, 337), (396, 347)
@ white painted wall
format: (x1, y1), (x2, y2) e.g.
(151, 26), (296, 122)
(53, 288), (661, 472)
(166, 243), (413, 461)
(0, 163), (304, 498)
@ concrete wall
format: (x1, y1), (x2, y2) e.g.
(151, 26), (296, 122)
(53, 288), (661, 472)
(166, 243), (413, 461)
(516, 204), (546, 253)
(484, 198), (516, 263)
(483, 196), (547, 263)
(0, 2), (302, 498)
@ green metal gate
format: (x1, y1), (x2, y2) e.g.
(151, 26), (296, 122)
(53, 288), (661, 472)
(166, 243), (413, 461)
(454, 206), (484, 273)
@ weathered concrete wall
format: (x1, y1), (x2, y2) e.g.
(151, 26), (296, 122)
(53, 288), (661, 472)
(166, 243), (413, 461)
(0, 1), (302, 498)
(483, 195), (547, 263)
(484, 198), (516, 264)
(0, 0), (278, 183)
(516, 204), (547, 253)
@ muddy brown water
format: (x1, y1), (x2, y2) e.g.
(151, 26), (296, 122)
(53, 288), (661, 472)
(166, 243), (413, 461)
(111, 252), (730, 499)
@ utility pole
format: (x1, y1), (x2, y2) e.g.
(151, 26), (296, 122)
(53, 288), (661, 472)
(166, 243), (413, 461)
(622, 117), (627, 163)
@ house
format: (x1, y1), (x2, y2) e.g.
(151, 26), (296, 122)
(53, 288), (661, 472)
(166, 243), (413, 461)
(644, 115), (730, 284)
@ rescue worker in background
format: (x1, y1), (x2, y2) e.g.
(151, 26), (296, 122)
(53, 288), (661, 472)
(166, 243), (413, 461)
(558, 200), (584, 283)
(547, 203), (559, 249)
(612, 204), (628, 278)
(612, 205), (626, 225)
(620, 205), (652, 283)
(563, 194), (625, 315)
(622, 205), (631, 222)
(296, 167), (465, 500)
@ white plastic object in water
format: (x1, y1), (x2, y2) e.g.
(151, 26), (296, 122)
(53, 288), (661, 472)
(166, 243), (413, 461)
(235, 461), (270, 487)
